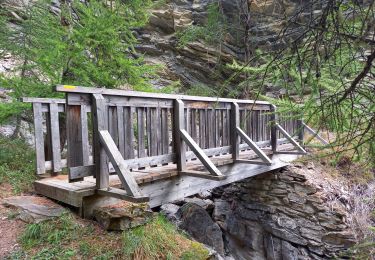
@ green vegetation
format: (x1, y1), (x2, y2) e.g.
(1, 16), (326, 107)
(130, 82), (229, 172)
(0, 136), (35, 194)
(176, 3), (226, 48)
(7, 213), (209, 260)
(226, 4), (375, 171)
(0, 0), (154, 123)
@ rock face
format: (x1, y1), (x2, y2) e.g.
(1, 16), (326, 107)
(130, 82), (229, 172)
(212, 166), (356, 259)
(178, 202), (225, 255)
(136, 0), (318, 90)
(161, 165), (357, 259)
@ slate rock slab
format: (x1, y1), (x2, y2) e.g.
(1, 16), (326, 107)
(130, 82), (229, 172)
(177, 202), (225, 255)
(2, 196), (65, 223)
(93, 201), (154, 231)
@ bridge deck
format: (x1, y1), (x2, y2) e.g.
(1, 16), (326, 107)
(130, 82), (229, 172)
(34, 143), (297, 209)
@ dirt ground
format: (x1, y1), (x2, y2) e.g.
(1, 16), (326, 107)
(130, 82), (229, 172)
(0, 202), (25, 259)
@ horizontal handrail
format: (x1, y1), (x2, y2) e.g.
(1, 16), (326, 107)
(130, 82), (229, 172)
(56, 85), (271, 105)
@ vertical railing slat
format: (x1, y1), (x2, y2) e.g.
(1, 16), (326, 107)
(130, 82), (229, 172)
(49, 103), (61, 173)
(137, 107), (146, 158)
(33, 103), (46, 174)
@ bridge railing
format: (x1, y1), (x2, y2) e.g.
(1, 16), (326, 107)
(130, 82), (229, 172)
(24, 85), (306, 200)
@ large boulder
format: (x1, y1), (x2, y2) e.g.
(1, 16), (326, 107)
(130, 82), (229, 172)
(178, 202), (225, 255)
(93, 201), (154, 231)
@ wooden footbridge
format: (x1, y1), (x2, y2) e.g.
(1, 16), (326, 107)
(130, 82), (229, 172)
(23, 85), (314, 213)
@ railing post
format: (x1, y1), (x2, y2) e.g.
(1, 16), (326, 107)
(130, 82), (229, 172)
(296, 118), (304, 147)
(174, 99), (186, 171)
(66, 94), (84, 182)
(92, 94), (109, 189)
(270, 104), (277, 153)
(231, 102), (240, 160)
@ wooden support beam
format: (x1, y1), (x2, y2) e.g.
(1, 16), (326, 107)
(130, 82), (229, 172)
(174, 99), (186, 171)
(92, 94), (109, 188)
(236, 127), (272, 166)
(231, 102), (240, 160)
(180, 129), (224, 178)
(302, 123), (329, 145)
(97, 187), (149, 203)
(275, 123), (307, 154)
(180, 170), (226, 180)
(99, 130), (143, 198)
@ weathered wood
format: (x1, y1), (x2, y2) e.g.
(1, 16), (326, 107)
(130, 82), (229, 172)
(97, 187), (149, 202)
(56, 85), (271, 105)
(236, 127), (272, 165)
(270, 105), (277, 153)
(180, 129), (224, 177)
(125, 107), (135, 159)
(174, 99), (186, 171)
(276, 123), (307, 154)
(303, 123), (329, 145)
(150, 108), (158, 156)
(49, 103), (62, 173)
(81, 105), (90, 166)
(33, 103), (46, 174)
(99, 130), (143, 197)
(161, 108), (169, 154)
(66, 102), (84, 182)
(296, 119), (304, 145)
(180, 170), (226, 180)
(231, 103), (240, 160)
(117, 106), (125, 157)
(23, 97), (65, 104)
(92, 94), (109, 188)
(199, 109), (206, 148)
(137, 108), (146, 158)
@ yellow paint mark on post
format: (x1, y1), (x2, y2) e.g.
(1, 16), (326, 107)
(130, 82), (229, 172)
(63, 85), (76, 89)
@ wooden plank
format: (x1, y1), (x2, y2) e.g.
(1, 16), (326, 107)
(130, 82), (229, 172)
(33, 103), (46, 174)
(296, 119), (304, 145)
(236, 127), (272, 165)
(180, 129), (223, 177)
(49, 103), (61, 173)
(125, 107), (135, 159)
(199, 109), (205, 148)
(303, 123), (329, 145)
(81, 105), (90, 166)
(56, 85), (272, 105)
(180, 170), (226, 180)
(174, 99), (186, 171)
(191, 109), (197, 143)
(270, 105), (277, 152)
(161, 108), (169, 154)
(276, 123), (307, 154)
(146, 107), (151, 156)
(92, 94), (109, 188)
(214, 110), (220, 149)
(231, 103), (240, 160)
(23, 97), (65, 104)
(66, 100), (84, 181)
(137, 108), (146, 158)
(99, 130), (143, 197)
(207, 109), (215, 148)
(150, 108), (158, 156)
(117, 106), (125, 157)
(142, 153), (298, 207)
